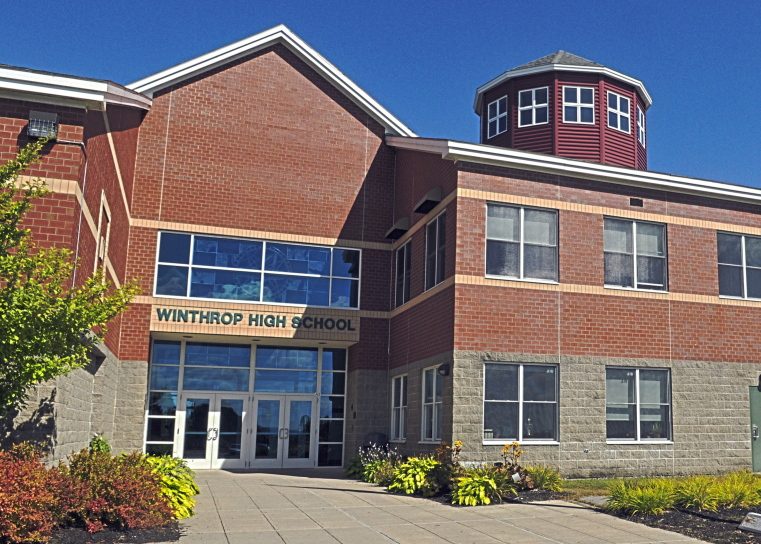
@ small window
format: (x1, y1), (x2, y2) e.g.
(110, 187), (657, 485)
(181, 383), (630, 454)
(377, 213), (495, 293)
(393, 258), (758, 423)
(421, 367), (443, 442)
(486, 204), (558, 282)
(425, 212), (446, 290)
(607, 91), (631, 133)
(563, 86), (595, 124)
(483, 363), (558, 442)
(94, 196), (111, 276)
(487, 96), (508, 138)
(395, 241), (411, 307)
(718, 232), (761, 299)
(604, 218), (667, 290)
(606, 367), (671, 441)
(391, 375), (408, 441)
(637, 107), (646, 147)
(518, 87), (549, 127)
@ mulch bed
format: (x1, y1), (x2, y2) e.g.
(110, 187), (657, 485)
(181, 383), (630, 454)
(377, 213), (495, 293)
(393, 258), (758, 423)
(50, 523), (180, 544)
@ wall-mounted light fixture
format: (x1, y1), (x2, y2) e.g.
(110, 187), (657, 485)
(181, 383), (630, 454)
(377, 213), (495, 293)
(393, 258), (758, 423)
(437, 363), (450, 377)
(28, 111), (58, 139)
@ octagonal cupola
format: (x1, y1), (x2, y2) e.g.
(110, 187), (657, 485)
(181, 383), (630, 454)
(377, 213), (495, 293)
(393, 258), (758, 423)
(474, 51), (652, 170)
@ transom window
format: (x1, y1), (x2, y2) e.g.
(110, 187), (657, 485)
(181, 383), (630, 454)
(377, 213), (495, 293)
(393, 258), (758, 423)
(154, 232), (360, 309)
(563, 86), (595, 124)
(487, 96), (508, 138)
(425, 212), (446, 290)
(421, 367), (443, 442)
(518, 87), (549, 127)
(717, 232), (761, 299)
(604, 218), (667, 291)
(486, 204), (558, 282)
(390, 375), (408, 441)
(395, 241), (411, 307)
(607, 91), (631, 133)
(483, 363), (558, 443)
(606, 367), (671, 442)
(637, 107), (646, 146)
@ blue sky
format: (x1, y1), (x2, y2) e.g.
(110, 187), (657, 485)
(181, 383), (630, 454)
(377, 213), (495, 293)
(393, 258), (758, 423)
(2, 1), (759, 186)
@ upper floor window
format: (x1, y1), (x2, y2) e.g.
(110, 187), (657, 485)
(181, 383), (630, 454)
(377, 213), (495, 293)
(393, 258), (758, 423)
(518, 87), (549, 127)
(154, 232), (360, 308)
(604, 218), (667, 291)
(421, 366), (443, 442)
(395, 241), (411, 307)
(486, 204), (558, 282)
(637, 107), (646, 147)
(487, 96), (508, 138)
(562, 86), (594, 124)
(606, 367), (671, 442)
(718, 232), (761, 299)
(607, 91), (631, 133)
(390, 374), (408, 442)
(94, 196), (111, 276)
(425, 212), (446, 290)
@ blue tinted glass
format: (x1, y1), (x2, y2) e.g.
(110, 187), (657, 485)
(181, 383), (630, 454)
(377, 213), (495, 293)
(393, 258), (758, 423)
(331, 249), (360, 278)
(265, 243), (330, 275)
(150, 365), (179, 390)
(185, 343), (251, 367)
(256, 347), (318, 370)
(580, 88), (593, 104)
(159, 233), (191, 264)
(320, 396), (344, 419)
(183, 367), (249, 391)
(321, 372), (345, 395)
(262, 274), (330, 306)
(193, 236), (262, 269)
(254, 370), (317, 393)
(155, 265), (188, 296)
(151, 341), (180, 364)
(581, 107), (594, 123)
(190, 269), (260, 301)
(322, 349), (346, 371)
(330, 278), (359, 308)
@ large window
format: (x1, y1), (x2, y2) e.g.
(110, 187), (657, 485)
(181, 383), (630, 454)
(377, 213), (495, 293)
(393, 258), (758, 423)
(486, 204), (558, 282)
(145, 340), (181, 456)
(425, 212), (446, 290)
(607, 91), (631, 133)
(421, 367), (443, 442)
(604, 218), (667, 290)
(487, 96), (508, 138)
(390, 374), (408, 442)
(637, 107), (646, 147)
(563, 86), (594, 124)
(518, 87), (549, 127)
(718, 232), (761, 299)
(483, 363), (558, 443)
(318, 349), (346, 466)
(395, 241), (411, 307)
(154, 232), (360, 308)
(606, 368), (671, 442)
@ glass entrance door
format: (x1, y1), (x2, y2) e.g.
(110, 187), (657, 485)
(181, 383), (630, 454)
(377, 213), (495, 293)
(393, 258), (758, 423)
(252, 395), (316, 468)
(178, 393), (248, 469)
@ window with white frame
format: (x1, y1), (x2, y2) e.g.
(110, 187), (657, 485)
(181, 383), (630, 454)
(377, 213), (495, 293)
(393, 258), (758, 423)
(518, 87), (549, 127)
(395, 241), (411, 307)
(487, 96), (508, 138)
(606, 367), (671, 441)
(94, 198), (111, 276)
(563, 86), (595, 124)
(425, 212), (446, 290)
(637, 107), (646, 146)
(486, 204), (558, 281)
(483, 363), (558, 442)
(604, 218), (667, 290)
(717, 232), (761, 299)
(607, 91), (631, 133)
(391, 375), (407, 441)
(421, 367), (442, 442)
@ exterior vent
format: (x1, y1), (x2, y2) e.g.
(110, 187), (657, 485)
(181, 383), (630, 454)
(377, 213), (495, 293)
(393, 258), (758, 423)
(385, 216), (410, 240)
(28, 111), (58, 139)
(413, 187), (443, 214)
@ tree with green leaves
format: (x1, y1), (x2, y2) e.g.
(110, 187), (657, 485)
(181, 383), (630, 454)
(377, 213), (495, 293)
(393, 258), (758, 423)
(0, 140), (138, 414)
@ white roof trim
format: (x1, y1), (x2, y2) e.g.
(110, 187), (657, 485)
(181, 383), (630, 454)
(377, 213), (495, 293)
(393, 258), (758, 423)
(0, 66), (151, 111)
(128, 24), (415, 137)
(473, 64), (652, 112)
(387, 136), (761, 206)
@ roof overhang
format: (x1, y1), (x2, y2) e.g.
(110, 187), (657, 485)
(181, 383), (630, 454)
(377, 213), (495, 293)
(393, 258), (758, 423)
(473, 64), (653, 113)
(387, 136), (761, 206)
(128, 24), (415, 137)
(0, 65), (151, 111)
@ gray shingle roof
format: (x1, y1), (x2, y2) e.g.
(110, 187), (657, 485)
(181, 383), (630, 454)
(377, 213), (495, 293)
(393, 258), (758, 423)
(510, 50), (605, 71)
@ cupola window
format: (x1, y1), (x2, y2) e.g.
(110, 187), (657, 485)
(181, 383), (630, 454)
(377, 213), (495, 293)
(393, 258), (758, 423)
(607, 91), (631, 133)
(518, 87), (549, 127)
(637, 107), (646, 147)
(487, 96), (508, 138)
(563, 86), (595, 124)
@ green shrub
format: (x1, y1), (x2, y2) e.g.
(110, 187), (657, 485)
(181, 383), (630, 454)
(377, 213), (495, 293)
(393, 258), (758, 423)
(452, 469), (499, 506)
(606, 479), (676, 516)
(146, 455), (200, 519)
(345, 456), (363, 479)
(675, 476), (719, 511)
(388, 456), (442, 496)
(715, 471), (761, 509)
(88, 434), (111, 454)
(362, 459), (397, 486)
(525, 465), (563, 492)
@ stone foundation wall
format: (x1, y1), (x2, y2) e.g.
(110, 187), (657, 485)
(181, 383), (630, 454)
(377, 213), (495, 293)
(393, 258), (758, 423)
(344, 368), (388, 463)
(452, 351), (760, 477)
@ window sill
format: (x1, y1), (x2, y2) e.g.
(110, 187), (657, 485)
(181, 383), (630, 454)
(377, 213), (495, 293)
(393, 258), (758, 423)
(604, 285), (668, 294)
(562, 120), (595, 125)
(482, 440), (559, 446)
(607, 125), (631, 135)
(517, 121), (550, 129)
(389, 439), (407, 444)
(418, 440), (442, 445)
(719, 295), (761, 302)
(485, 275), (558, 285)
(607, 440), (673, 445)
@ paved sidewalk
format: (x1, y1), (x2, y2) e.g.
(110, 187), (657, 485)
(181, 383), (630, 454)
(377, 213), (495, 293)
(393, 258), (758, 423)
(173, 471), (705, 544)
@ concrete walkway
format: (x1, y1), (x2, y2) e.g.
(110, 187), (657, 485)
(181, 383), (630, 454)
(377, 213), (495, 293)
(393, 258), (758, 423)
(173, 470), (705, 544)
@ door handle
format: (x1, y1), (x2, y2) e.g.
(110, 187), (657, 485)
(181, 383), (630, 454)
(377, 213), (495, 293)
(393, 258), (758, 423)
(753, 425), (759, 440)
(279, 428), (289, 440)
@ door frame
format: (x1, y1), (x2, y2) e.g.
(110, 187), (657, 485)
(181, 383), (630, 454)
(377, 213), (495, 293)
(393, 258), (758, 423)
(250, 393), (318, 469)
